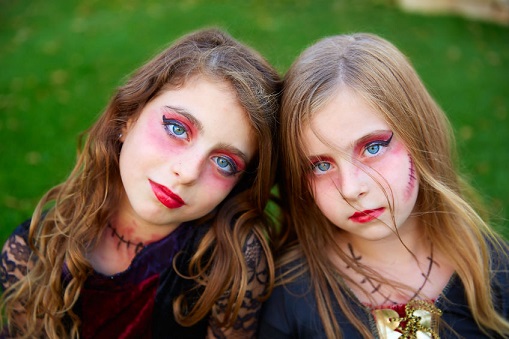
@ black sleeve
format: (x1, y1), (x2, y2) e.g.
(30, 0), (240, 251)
(0, 219), (32, 292)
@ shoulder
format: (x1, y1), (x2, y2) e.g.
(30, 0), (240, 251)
(5, 219), (31, 241)
(265, 264), (315, 310)
(489, 237), (509, 316)
(490, 236), (509, 263)
(259, 263), (321, 338)
(444, 237), (509, 321)
(206, 231), (271, 337)
(238, 230), (269, 297)
(1, 219), (33, 291)
(488, 236), (509, 284)
(2, 219), (32, 255)
(243, 231), (266, 266)
(259, 260), (370, 338)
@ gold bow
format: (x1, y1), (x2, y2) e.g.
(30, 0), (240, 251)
(373, 300), (442, 338)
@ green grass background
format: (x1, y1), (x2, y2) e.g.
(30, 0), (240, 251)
(1, 0), (508, 244)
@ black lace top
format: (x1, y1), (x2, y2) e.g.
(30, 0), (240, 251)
(1, 219), (268, 338)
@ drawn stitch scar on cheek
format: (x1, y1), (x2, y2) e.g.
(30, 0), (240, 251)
(405, 155), (417, 200)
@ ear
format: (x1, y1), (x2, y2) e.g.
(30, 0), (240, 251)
(119, 119), (135, 142)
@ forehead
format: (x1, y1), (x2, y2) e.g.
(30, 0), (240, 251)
(303, 87), (389, 152)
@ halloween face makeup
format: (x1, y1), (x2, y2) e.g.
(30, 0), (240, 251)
(118, 75), (257, 232)
(303, 87), (419, 242)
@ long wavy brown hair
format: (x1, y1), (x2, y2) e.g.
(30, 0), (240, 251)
(1, 27), (281, 338)
(276, 33), (509, 338)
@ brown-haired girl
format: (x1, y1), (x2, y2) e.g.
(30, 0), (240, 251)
(259, 33), (509, 338)
(1, 27), (281, 338)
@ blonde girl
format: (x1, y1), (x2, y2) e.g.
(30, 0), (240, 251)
(259, 33), (509, 338)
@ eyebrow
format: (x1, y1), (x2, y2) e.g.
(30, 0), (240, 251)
(165, 105), (251, 165)
(164, 105), (203, 132)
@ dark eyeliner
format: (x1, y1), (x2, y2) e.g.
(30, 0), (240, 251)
(161, 114), (189, 140)
(382, 132), (394, 146)
(216, 156), (239, 176)
(225, 157), (239, 175)
(366, 132), (393, 148)
(162, 115), (172, 124)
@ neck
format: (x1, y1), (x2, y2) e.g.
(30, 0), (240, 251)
(107, 223), (145, 254)
(336, 221), (426, 267)
(112, 194), (181, 243)
(329, 220), (455, 305)
(330, 223), (442, 304)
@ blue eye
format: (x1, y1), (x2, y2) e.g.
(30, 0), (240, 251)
(212, 156), (238, 176)
(162, 115), (188, 140)
(363, 133), (394, 158)
(216, 157), (230, 168)
(366, 144), (381, 155)
(312, 162), (331, 174)
(317, 162), (330, 171)
(171, 124), (186, 136)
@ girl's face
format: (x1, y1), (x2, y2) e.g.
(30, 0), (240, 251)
(118, 76), (256, 231)
(303, 87), (419, 242)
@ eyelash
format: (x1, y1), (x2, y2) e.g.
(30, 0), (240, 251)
(162, 115), (189, 140)
(310, 160), (331, 175)
(310, 133), (394, 174)
(363, 133), (393, 158)
(211, 155), (239, 176)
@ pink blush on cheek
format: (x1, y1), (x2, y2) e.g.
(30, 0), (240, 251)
(146, 119), (184, 155)
(369, 139), (406, 176)
(384, 142), (417, 202)
(371, 140), (417, 201)
(203, 170), (238, 194)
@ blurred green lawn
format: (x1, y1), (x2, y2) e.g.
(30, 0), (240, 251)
(1, 0), (508, 244)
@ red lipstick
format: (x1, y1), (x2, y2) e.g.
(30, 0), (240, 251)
(349, 207), (385, 223)
(149, 179), (185, 209)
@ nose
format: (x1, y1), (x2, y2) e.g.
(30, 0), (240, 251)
(171, 152), (205, 185)
(335, 160), (369, 201)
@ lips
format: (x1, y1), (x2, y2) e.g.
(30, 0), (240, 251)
(349, 207), (385, 223)
(149, 179), (185, 209)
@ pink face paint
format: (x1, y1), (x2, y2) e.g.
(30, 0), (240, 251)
(354, 131), (394, 160)
(214, 149), (247, 174)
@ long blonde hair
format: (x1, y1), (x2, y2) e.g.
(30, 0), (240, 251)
(1, 28), (281, 338)
(277, 33), (509, 338)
